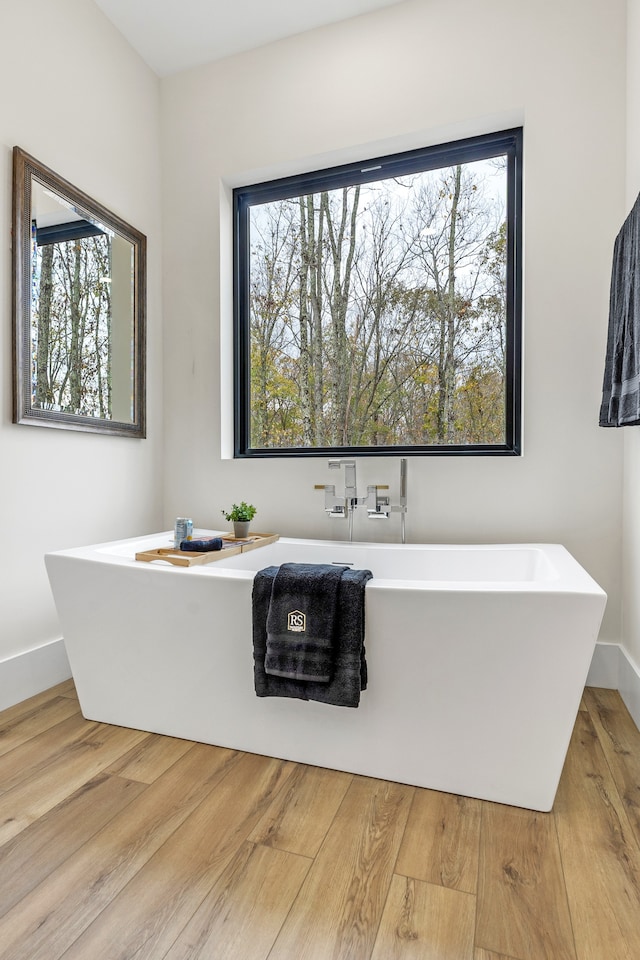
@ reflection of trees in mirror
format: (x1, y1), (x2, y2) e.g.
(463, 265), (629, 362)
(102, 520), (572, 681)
(31, 227), (112, 419)
(237, 132), (522, 455)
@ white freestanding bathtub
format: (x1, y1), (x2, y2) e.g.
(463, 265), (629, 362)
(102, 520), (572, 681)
(45, 532), (606, 810)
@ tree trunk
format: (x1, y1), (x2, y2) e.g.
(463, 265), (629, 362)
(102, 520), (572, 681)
(437, 165), (461, 443)
(35, 244), (54, 407)
(308, 195), (325, 445)
(68, 241), (83, 412)
(298, 197), (313, 445)
(323, 186), (360, 445)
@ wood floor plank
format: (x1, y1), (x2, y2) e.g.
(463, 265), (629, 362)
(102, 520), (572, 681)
(160, 841), (311, 960)
(0, 721), (147, 845)
(396, 788), (481, 893)
(249, 762), (352, 857)
(476, 803), (576, 960)
(105, 732), (193, 783)
(370, 874), (475, 960)
(583, 686), (640, 849)
(554, 709), (640, 960)
(59, 752), (297, 960)
(0, 682), (75, 727)
(475, 950), (521, 960)
(0, 743), (241, 960)
(0, 713), (93, 793)
(0, 773), (145, 919)
(267, 776), (414, 960)
(0, 696), (80, 760)
(55, 678), (78, 699)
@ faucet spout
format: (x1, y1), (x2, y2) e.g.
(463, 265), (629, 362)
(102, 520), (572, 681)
(344, 462), (357, 501)
(327, 459), (358, 540)
(328, 458), (357, 502)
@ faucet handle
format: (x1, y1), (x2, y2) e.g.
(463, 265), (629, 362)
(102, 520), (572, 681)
(315, 483), (346, 517)
(365, 484), (391, 517)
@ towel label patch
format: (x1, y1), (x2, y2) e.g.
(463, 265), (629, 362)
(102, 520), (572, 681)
(287, 610), (306, 633)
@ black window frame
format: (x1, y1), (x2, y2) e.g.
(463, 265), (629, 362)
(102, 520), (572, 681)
(233, 127), (522, 458)
(35, 218), (106, 246)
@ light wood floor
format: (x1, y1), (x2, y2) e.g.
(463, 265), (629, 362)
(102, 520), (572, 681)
(1, 682), (639, 959)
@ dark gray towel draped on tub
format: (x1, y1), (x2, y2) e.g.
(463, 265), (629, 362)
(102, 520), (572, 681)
(600, 191), (640, 427)
(252, 563), (372, 708)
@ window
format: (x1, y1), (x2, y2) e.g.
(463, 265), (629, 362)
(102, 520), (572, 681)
(233, 128), (522, 457)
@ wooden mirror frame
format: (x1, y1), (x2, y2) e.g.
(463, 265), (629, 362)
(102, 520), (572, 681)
(12, 146), (146, 437)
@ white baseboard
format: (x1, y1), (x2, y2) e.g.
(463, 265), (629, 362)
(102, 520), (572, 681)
(619, 646), (640, 731)
(586, 641), (622, 689)
(0, 638), (71, 712)
(586, 640), (640, 731)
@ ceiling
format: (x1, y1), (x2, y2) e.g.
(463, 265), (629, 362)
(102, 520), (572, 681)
(94, 0), (407, 77)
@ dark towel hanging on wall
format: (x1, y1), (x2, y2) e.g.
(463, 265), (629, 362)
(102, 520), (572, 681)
(600, 191), (640, 426)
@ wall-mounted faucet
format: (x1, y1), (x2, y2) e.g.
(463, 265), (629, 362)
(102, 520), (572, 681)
(314, 458), (358, 529)
(314, 458), (408, 543)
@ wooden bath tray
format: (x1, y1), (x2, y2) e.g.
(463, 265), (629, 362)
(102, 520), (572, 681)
(135, 533), (279, 567)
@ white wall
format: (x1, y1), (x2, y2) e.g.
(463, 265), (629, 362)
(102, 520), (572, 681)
(0, 0), (163, 704)
(161, 0), (626, 645)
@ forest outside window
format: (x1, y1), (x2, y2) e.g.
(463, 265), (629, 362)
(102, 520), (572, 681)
(233, 128), (522, 457)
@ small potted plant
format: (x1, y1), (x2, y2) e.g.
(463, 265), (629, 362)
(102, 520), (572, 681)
(221, 501), (257, 539)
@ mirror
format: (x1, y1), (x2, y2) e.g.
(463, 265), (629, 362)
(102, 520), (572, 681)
(12, 147), (146, 437)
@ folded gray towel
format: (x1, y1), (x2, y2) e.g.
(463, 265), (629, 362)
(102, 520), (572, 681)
(253, 564), (372, 707)
(254, 567), (307, 701)
(265, 563), (347, 682)
(180, 537), (223, 552)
